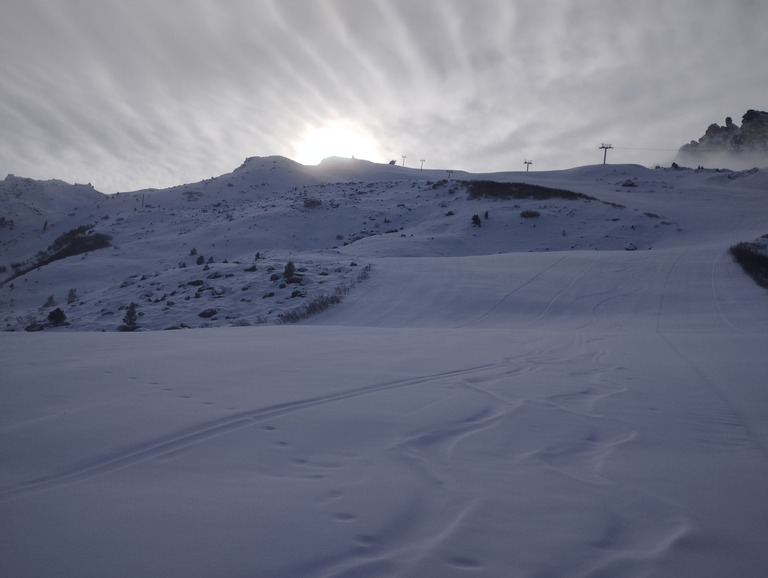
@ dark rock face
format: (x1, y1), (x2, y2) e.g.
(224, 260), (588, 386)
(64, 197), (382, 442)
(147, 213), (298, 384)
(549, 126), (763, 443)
(677, 110), (768, 168)
(738, 110), (768, 148)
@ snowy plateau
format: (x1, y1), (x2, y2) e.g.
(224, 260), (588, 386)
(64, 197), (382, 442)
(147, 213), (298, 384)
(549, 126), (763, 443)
(2, 156), (768, 577)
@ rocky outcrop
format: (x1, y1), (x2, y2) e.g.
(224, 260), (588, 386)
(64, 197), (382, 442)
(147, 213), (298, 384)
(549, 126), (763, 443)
(677, 110), (768, 168)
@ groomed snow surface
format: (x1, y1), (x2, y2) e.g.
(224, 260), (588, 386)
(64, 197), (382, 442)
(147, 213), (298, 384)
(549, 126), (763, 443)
(2, 159), (768, 577)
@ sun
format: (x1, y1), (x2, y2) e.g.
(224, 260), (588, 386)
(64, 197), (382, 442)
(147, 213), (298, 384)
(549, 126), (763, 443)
(292, 121), (382, 165)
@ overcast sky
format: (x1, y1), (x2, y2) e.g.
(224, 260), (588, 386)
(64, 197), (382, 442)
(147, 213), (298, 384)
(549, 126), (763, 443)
(1, 0), (765, 193)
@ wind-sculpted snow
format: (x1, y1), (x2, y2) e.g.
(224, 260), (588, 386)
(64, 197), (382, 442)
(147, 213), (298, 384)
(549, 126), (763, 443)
(1, 160), (768, 577)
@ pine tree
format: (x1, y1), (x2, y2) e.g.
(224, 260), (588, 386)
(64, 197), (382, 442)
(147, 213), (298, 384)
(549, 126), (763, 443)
(284, 260), (296, 279)
(121, 302), (138, 330)
(48, 308), (67, 326)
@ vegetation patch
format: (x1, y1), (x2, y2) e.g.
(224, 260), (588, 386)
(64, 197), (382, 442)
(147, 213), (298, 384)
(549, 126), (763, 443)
(463, 180), (595, 202)
(3, 224), (112, 284)
(48, 308), (68, 326)
(278, 292), (342, 323)
(278, 264), (372, 324)
(730, 237), (768, 289)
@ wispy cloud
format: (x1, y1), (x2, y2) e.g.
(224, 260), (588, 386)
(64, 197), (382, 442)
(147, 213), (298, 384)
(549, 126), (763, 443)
(1, 0), (765, 192)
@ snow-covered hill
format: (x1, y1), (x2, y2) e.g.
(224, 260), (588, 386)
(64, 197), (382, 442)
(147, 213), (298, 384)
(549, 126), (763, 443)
(3, 157), (765, 331)
(2, 157), (768, 577)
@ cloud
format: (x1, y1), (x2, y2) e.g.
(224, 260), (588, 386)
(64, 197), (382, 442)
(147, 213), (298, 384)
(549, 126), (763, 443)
(1, 0), (766, 192)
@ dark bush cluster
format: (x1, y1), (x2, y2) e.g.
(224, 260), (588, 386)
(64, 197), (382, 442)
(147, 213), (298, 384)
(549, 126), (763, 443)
(47, 225), (112, 261)
(730, 241), (768, 289)
(47, 308), (67, 326)
(464, 180), (595, 201)
(3, 224), (112, 283)
(49, 225), (92, 252)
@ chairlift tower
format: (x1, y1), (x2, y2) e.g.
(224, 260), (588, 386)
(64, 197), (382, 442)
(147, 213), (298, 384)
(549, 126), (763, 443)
(401, 155), (407, 167)
(524, 160), (533, 172)
(420, 158), (425, 171)
(599, 143), (613, 164)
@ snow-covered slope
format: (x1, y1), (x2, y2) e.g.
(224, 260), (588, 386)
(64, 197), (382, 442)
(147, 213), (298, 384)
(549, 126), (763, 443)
(2, 158), (768, 577)
(4, 158), (765, 331)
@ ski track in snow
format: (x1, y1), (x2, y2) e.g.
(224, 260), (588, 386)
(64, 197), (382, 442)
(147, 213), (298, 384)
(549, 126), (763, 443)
(0, 361), (508, 502)
(455, 254), (571, 328)
(328, 331), (711, 576)
(2, 330), (697, 576)
(302, 337), (687, 578)
(521, 256), (598, 329)
(659, 334), (768, 462)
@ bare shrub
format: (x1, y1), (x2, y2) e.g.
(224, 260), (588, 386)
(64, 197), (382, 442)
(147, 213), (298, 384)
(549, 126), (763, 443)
(278, 264), (373, 323)
(278, 293), (341, 323)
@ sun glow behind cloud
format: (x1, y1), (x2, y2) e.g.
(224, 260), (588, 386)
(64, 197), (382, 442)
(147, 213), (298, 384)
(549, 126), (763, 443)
(291, 121), (385, 165)
(1, 0), (766, 192)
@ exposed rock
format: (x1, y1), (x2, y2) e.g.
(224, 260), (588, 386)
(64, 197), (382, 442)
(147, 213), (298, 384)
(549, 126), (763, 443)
(677, 110), (768, 168)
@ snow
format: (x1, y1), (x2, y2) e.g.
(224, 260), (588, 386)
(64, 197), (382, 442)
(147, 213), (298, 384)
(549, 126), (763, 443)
(2, 158), (768, 576)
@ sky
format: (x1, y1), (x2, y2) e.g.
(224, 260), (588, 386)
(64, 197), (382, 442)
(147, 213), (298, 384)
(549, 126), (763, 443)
(1, 0), (766, 194)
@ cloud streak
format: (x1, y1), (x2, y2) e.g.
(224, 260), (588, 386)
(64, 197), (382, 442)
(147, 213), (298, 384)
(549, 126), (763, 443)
(1, 0), (765, 192)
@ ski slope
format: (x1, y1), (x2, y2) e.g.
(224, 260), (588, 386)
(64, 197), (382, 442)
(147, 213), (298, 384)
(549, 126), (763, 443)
(2, 159), (768, 577)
